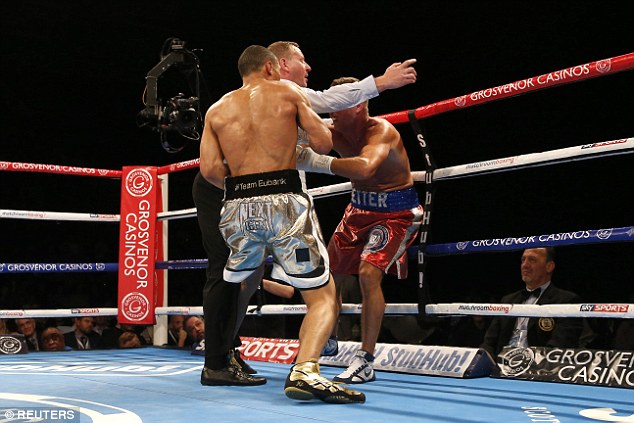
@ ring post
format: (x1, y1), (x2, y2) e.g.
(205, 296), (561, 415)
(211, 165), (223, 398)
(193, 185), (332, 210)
(153, 173), (169, 345)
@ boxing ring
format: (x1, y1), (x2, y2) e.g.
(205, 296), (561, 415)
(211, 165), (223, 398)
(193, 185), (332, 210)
(1, 52), (634, 422)
(1, 348), (633, 423)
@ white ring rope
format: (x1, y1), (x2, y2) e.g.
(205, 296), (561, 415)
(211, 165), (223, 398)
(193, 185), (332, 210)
(2, 137), (631, 222)
(0, 210), (119, 222)
(426, 303), (634, 319)
(3, 302), (634, 319)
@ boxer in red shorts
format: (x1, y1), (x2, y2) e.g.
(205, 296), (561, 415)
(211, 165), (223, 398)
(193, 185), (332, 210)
(296, 76), (423, 383)
(328, 187), (422, 279)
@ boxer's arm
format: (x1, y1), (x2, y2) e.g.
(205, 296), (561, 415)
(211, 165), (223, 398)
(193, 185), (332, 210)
(296, 143), (387, 179)
(297, 58), (417, 114)
(299, 123), (395, 179)
(296, 145), (334, 175)
(295, 90), (333, 154)
(199, 110), (228, 189)
(330, 142), (390, 180)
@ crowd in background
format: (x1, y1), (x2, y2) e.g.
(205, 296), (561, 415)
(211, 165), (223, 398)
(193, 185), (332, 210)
(2, 294), (633, 354)
(1, 316), (152, 351)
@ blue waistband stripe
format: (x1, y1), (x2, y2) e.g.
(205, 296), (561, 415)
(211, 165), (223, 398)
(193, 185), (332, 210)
(351, 187), (420, 212)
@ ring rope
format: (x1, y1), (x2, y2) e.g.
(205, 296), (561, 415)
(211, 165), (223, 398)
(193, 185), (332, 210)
(1, 225), (631, 273)
(426, 303), (634, 319)
(1, 224), (630, 273)
(4, 224), (630, 319)
(0, 162), (122, 178)
(3, 302), (634, 319)
(0, 210), (120, 222)
(425, 226), (634, 256)
(381, 52), (634, 124)
(2, 137), (631, 222)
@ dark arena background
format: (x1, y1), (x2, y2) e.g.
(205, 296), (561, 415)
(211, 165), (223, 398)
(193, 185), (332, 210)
(0, 2), (633, 421)
(1, 0), (632, 318)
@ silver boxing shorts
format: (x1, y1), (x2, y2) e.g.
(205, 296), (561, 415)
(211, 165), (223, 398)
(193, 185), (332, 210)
(220, 169), (330, 289)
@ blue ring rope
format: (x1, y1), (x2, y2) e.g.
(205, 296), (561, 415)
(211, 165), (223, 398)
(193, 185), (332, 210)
(1, 226), (631, 274)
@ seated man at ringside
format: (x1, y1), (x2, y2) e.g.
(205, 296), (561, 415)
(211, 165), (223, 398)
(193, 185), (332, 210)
(480, 247), (584, 356)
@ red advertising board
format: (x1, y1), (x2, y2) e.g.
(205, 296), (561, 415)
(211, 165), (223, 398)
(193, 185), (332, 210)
(117, 166), (159, 325)
(238, 337), (300, 364)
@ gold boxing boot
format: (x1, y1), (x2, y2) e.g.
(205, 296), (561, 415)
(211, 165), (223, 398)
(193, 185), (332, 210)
(284, 360), (365, 404)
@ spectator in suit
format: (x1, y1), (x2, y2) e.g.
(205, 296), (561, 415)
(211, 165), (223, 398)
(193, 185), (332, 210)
(41, 327), (71, 351)
(481, 247), (583, 356)
(15, 318), (41, 351)
(184, 315), (205, 349)
(64, 317), (102, 350)
(167, 315), (188, 347)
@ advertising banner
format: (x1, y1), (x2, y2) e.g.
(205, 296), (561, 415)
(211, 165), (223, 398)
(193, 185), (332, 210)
(117, 167), (159, 325)
(0, 335), (28, 355)
(493, 346), (634, 389)
(238, 337), (299, 364)
(319, 341), (494, 378)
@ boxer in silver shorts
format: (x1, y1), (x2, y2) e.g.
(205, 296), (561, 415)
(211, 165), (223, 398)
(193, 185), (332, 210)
(220, 169), (330, 290)
(199, 45), (364, 404)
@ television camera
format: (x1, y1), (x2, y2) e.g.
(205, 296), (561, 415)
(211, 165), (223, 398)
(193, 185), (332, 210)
(136, 38), (203, 153)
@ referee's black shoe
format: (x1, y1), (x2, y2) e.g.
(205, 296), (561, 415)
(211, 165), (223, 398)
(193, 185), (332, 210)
(201, 363), (266, 386)
(231, 349), (257, 374)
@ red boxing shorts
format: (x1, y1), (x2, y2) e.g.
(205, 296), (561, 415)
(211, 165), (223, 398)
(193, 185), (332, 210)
(327, 187), (423, 279)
